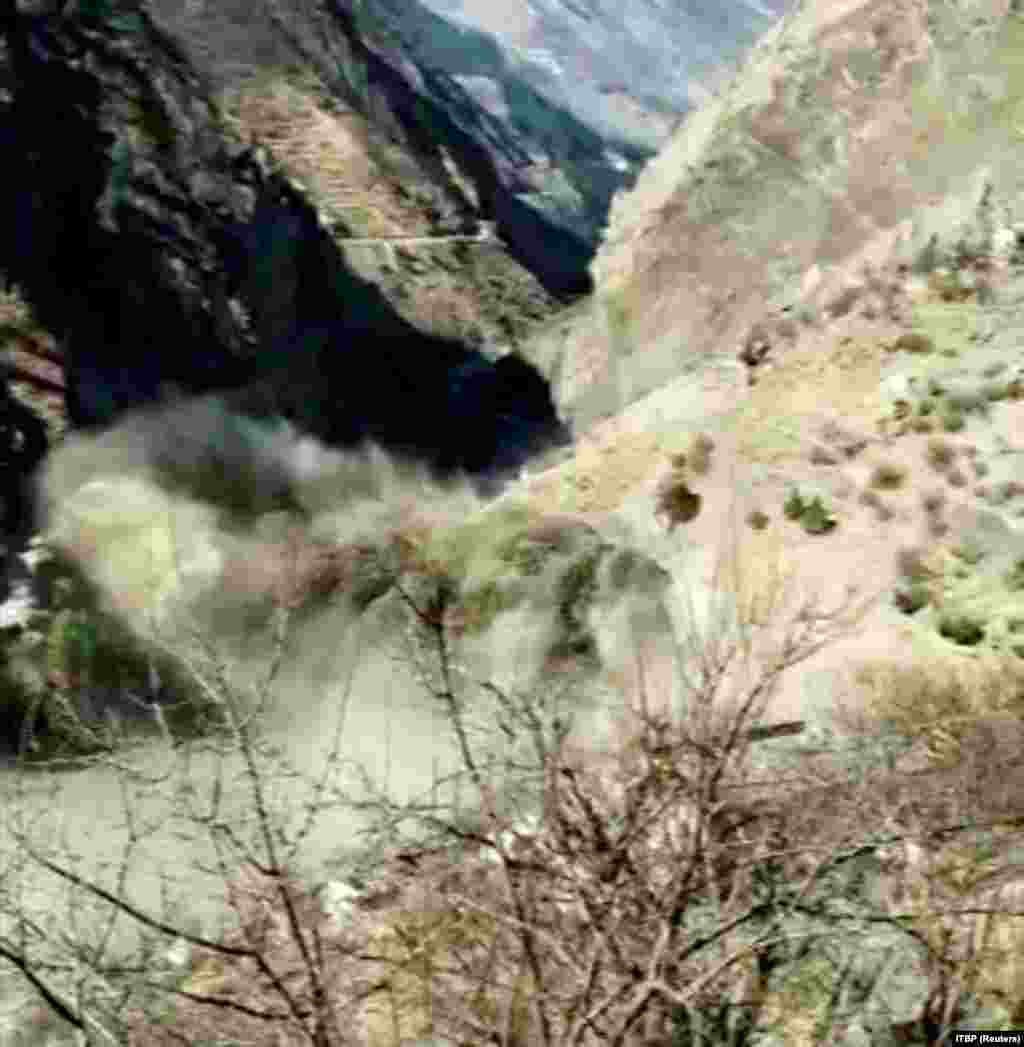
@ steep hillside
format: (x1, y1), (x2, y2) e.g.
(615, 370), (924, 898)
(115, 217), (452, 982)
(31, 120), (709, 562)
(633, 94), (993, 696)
(510, 0), (1024, 738)
(145, 0), (788, 295)
(543, 0), (1024, 431)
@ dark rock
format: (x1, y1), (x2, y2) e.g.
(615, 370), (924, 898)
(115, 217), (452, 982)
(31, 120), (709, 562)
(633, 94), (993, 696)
(0, 3), (571, 496)
(0, 377), (48, 539)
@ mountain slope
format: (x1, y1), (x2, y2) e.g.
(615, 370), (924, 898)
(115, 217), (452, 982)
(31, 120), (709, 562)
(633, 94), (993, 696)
(550, 0), (1024, 430)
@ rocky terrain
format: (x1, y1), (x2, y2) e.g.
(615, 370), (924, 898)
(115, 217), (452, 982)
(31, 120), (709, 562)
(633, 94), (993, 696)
(5, 0), (1024, 1043)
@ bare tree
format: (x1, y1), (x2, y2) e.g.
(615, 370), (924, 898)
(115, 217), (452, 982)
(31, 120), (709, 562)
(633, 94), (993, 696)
(2, 509), (1024, 1046)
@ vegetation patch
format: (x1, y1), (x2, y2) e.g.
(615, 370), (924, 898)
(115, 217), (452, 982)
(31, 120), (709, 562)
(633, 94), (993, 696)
(938, 611), (987, 647)
(925, 436), (957, 471)
(783, 489), (837, 536)
(893, 331), (935, 354)
(940, 407), (967, 432)
(746, 509), (771, 531)
(869, 460), (909, 490)
(686, 431), (716, 476)
(894, 581), (931, 614)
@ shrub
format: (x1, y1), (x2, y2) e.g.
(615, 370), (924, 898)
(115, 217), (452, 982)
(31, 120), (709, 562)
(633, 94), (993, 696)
(784, 489), (838, 533)
(941, 408), (966, 432)
(896, 546), (933, 582)
(687, 432), (715, 476)
(938, 612), (986, 647)
(893, 331), (934, 354)
(953, 538), (986, 565)
(911, 416), (936, 433)
(746, 509), (770, 530)
(893, 582), (930, 614)
(926, 437), (957, 470)
(946, 466), (969, 488)
(921, 488), (948, 514)
(847, 648), (1024, 744)
(783, 488), (806, 520)
(800, 495), (837, 534)
(972, 459), (990, 478)
(869, 461), (908, 490)
(917, 398), (936, 416)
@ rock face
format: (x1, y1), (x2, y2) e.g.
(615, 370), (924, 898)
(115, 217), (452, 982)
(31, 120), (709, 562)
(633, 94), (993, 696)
(554, 0), (1024, 429)
(143, 0), (788, 297)
(0, 2), (570, 492)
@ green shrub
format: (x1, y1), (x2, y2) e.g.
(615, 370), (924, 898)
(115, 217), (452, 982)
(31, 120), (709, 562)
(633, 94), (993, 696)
(800, 496), (837, 534)
(783, 489), (806, 520)
(941, 408), (966, 432)
(953, 538), (986, 565)
(982, 380), (1010, 402)
(783, 489), (838, 533)
(938, 612), (986, 646)
(894, 583), (931, 614)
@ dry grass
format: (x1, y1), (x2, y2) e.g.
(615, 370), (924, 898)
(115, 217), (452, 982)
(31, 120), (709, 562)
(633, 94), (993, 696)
(868, 459), (908, 490)
(925, 436), (958, 471)
(219, 75), (412, 238)
(840, 649), (1024, 758)
(687, 431), (715, 476)
(895, 545), (934, 582)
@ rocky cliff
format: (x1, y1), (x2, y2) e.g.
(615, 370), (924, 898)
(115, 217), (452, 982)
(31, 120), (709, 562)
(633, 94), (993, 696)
(0, 0), (572, 501)
(143, 0), (787, 296)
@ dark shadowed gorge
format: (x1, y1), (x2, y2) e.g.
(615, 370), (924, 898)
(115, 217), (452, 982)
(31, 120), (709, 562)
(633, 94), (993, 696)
(0, 0), (573, 508)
